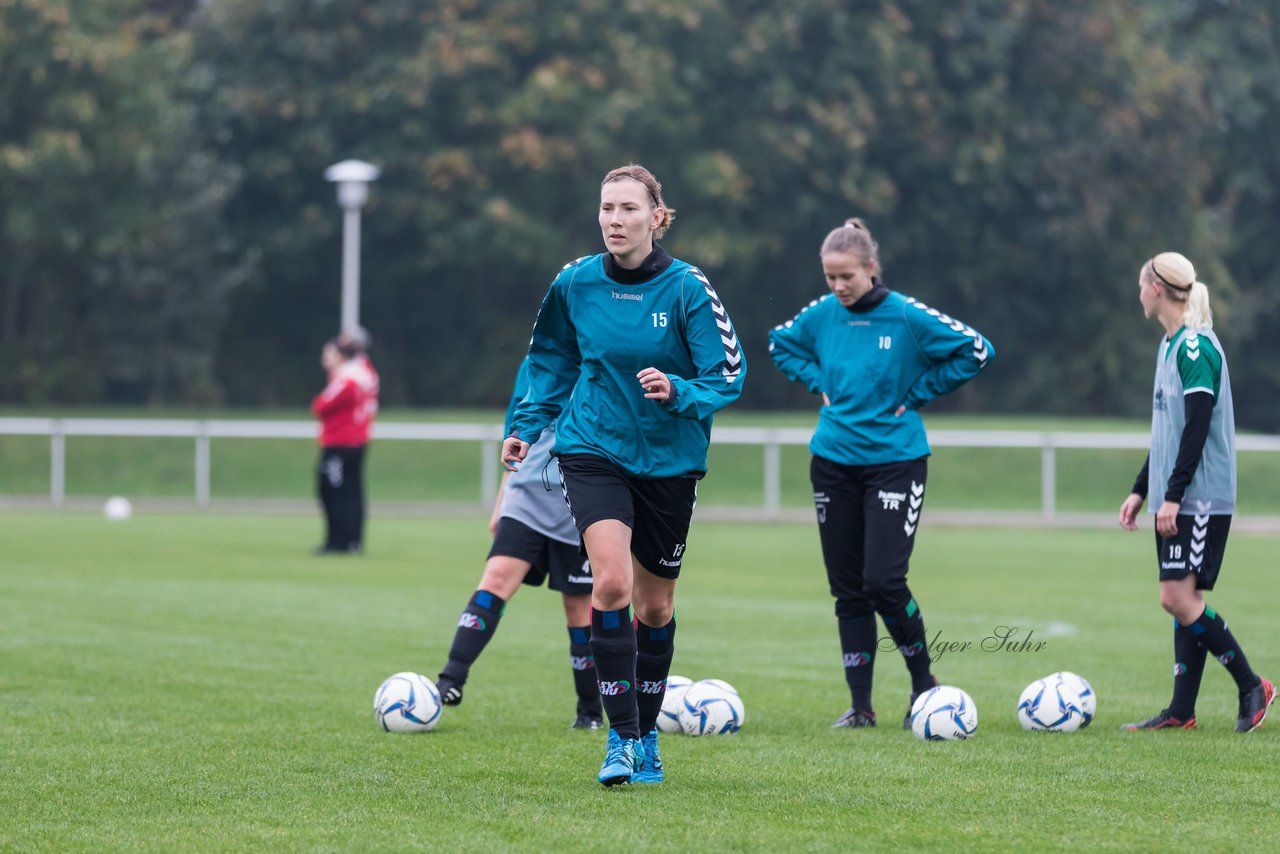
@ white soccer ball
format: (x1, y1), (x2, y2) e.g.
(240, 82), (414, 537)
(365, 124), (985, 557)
(374, 672), (442, 733)
(678, 678), (746, 736)
(103, 496), (133, 521)
(910, 685), (979, 741)
(1017, 671), (1096, 733)
(658, 674), (694, 734)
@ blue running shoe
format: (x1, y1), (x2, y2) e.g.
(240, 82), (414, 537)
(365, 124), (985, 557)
(632, 729), (664, 783)
(598, 729), (642, 787)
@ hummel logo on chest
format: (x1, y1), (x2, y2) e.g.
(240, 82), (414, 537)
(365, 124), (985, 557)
(612, 291), (643, 302)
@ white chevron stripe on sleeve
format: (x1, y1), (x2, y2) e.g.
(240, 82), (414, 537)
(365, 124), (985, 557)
(909, 298), (988, 365)
(695, 270), (742, 384)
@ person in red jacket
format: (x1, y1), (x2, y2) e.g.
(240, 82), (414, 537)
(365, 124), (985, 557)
(312, 334), (379, 554)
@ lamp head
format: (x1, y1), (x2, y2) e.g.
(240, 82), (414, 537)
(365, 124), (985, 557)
(324, 160), (381, 209)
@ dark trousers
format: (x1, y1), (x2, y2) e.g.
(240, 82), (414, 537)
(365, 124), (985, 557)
(810, 455), (927, 618)
(317, 445), (366, 551)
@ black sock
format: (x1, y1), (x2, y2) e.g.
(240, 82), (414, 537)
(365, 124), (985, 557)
(590, 607), (639, 739)
(439, 590), (505, 683)
(635, 616), (677, 735)
(1168, 619), (1208, 719)
(837, 614), (877, 711)
(881, 596), (934, 693)
(568, 626), (600, 716)
(1192, 605), (1260, 693)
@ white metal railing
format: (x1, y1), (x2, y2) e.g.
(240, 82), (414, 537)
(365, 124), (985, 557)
(0, 417), (506, 508)
(4, 417), (1280, 521)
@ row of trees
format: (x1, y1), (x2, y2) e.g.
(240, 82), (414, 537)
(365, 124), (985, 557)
(3, 1), (1279, 425)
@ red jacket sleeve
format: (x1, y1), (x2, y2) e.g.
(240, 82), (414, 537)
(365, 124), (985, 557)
(312, 376), (358, 418)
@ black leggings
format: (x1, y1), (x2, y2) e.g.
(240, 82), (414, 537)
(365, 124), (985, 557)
(317, 445), (367, 550)
(810, 454), (927, 619)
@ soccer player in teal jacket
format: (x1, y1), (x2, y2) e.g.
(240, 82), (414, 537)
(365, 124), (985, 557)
(505, 164), (746, 786)
(769, 218), (994, 731)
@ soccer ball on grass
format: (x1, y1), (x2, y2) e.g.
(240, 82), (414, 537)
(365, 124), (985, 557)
(374, 672), (442, 733)
(1016, 671), (1096, 733)
(658, 674), (694, 734)
(678, 678), (746, 735)
(910, 685), (978, 741)
(103, 496), (133, 521)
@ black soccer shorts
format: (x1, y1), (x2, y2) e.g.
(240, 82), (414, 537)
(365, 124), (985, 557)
(1154, 513), (1231, 590)
(556, 452), (697, 580)
(488, 516), (594, 595)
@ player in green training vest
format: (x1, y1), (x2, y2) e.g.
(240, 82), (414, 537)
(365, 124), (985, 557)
(1119, 252), (1275, 733)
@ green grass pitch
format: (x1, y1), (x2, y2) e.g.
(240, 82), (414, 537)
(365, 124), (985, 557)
(2, 511), (1278, 851)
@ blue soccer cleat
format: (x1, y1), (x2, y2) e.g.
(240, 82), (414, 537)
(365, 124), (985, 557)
(598, 728), (642, 787)
(631, 729), (664, 783)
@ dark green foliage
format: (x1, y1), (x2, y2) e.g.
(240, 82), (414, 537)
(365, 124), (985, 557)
(0, 0), (248, 404)
(3, 1), (1279, 424)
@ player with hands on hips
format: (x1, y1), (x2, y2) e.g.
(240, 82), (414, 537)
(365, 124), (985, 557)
(769, 217), (994, 732)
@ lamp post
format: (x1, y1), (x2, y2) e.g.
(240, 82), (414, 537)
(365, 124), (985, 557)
(323, 159), (381, 333)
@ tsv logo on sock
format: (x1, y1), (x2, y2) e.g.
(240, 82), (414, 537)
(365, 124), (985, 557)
(457, 613), (487, 631)
(598, 680), (632, 696)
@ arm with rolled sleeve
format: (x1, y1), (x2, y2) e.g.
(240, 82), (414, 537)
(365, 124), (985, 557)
(901, 304), (994, 410)
(659, 272), (747, 420)
(510, 278), (580, 445)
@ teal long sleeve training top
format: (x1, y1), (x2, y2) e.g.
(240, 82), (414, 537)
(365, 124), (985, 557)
(769, 287), (993, 466)
(511, 247), (746, 479)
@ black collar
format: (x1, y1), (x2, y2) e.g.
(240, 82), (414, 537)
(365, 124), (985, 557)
(603, 242), (674, 284)
(847, 279), (890, 312)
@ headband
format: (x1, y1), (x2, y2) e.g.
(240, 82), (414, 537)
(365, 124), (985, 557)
(1149, 259), (1191, 292)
